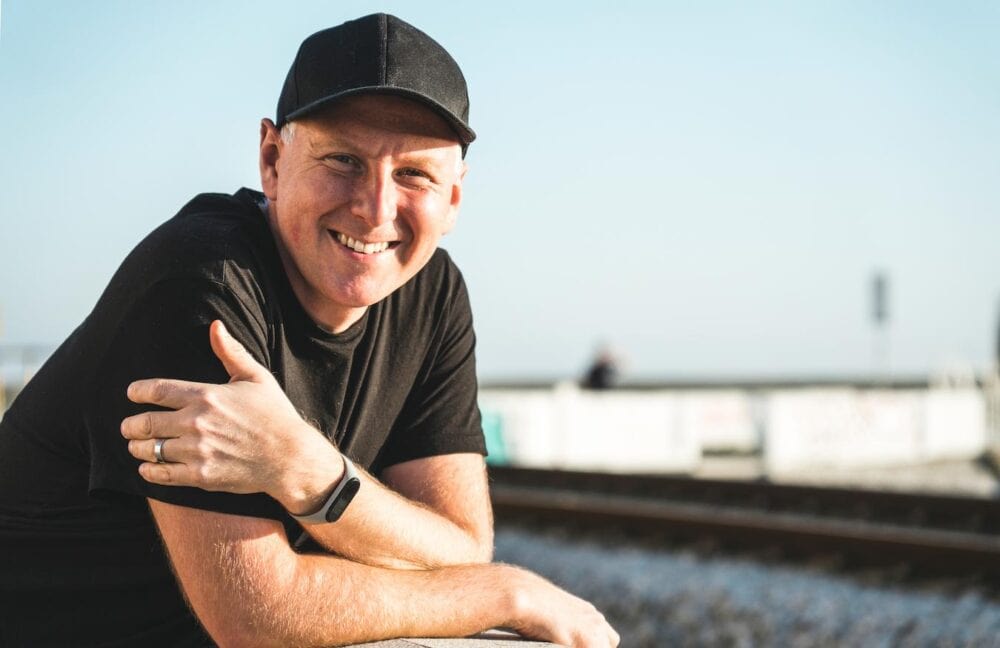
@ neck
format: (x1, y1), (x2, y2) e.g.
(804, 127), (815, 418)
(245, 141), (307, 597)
(311, 306), (368, 334)
(262, 198), (368, 335)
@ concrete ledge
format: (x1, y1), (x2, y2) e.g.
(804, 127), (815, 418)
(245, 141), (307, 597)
(351, 629), (554, 647)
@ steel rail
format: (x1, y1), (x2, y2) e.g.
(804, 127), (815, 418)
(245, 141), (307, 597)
(489, 467), (1000, 576)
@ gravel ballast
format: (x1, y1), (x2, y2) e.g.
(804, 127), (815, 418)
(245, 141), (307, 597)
(495, 526), (1000, 647)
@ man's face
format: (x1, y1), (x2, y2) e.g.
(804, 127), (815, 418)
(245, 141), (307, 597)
(259, 94), (466, 332)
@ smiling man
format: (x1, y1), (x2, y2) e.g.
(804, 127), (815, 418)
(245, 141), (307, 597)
(0, 13), (618, 647)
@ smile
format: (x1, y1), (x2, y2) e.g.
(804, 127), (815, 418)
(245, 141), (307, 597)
(333, 231), (396, 255)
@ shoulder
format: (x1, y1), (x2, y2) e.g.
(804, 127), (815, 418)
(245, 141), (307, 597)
(381, 248), (473, 350)
(129, 189), (273, 284)
(105, 189), (280, 310)
(94, 189), (279, 340)
(385, 248), (472, 331)
(400, 248), (469, 304)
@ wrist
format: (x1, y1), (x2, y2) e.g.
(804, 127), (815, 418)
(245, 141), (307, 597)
(278, 427), (347, 516)
(498, 564), (534, 624)
(291, 455), (360, 524)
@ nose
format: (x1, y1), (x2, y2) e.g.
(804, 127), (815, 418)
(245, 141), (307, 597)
(353, 168), (396, 228)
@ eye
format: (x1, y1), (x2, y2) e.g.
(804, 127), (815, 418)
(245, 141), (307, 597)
(395, 168), (435, 188)
(325, 154), (361, 170)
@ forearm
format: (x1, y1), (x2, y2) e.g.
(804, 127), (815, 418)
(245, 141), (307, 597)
(283, 555), (511, 644)
(295, 468), (492, 569)
(210, 537), (599, 648)
(155, 501), (507, 646)
(152, 500), (616, 648)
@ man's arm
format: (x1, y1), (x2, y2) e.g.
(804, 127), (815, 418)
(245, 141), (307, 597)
(296, 453), (494, 569)
(149, 500), (618, 647)
(124, 321), (492, 569)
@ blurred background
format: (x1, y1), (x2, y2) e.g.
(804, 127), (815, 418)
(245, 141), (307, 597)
(2, 1), (999, 377)
(2, 0), (998, 489)
(2, 2), (999, 645)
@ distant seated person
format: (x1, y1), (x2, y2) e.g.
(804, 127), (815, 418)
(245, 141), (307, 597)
(582, 346), (620, 390)
(0, 14), (619, 647)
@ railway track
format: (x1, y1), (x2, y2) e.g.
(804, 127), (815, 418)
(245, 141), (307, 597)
(488, 466), (1000, 578)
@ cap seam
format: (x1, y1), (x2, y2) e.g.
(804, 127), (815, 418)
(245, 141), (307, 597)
(292, 56), (300, 114)
(379, 14), (388, 86)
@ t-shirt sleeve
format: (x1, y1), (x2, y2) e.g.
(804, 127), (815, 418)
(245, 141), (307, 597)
(376, 268), (487, 470)
(84, 277), (286, 521)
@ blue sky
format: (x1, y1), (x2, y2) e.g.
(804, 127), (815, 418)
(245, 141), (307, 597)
(1, 1), (998, 380)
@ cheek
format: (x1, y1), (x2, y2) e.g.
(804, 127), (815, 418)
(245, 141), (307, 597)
(287, 227), (305, 247)
(277, 215), (317, 251)
(407, 195), (452, 236)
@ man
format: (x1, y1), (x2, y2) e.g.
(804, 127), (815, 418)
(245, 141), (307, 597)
(0, 13), (618, 647)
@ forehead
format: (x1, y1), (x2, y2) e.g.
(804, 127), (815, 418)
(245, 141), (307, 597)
(295, 94), (462, 152)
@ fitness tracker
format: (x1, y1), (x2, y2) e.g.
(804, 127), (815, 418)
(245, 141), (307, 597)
(292, 455), (361, 524)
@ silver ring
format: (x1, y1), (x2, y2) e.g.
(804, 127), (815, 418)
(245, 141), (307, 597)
(154, 438), (168, 464)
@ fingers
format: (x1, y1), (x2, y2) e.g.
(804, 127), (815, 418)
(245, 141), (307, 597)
(209, 320), (268, 383)
(127, 437), (184, 464)
(121, 410), (180, 440)
(129, 438), (213, 491)
(127, 378), (208, 408)
(138, 460), (200, 487)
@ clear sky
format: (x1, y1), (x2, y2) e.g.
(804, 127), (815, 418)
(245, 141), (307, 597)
(1, 1), (998, 381)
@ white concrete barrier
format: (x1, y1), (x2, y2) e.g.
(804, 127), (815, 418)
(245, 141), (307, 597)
(558, 389), (699, 473)
(764, 388), (988, 474)
(922, 389), (987, 461)
(482, 385), (989, 476)
(479, 386), (701, 473)
(764, 389), (923, 474)
(478, 390), (559, 468)
(678, 390), (759, 453)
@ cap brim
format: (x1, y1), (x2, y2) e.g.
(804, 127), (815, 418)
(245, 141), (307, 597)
(279, 86), (476, 148)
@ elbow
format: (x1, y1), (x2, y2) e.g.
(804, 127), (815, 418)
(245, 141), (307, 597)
(475, 533), (494, 563)
(199, 612), (268, 648)
(467, 525), (495, 564)
(207, 624), (261, 648)
(194, 549), (306, 647)
(475, 546), (494, 564)
(197, 597), (292, 648)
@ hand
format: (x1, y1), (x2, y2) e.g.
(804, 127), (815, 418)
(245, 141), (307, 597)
(121, 320), (343, 514)
(503, 567), (620, 648)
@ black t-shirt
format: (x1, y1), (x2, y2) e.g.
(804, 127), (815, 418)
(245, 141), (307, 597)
(0, 188), (485, 646)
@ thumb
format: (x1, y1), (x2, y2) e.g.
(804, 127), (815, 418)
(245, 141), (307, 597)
(209, 320), (267, 382)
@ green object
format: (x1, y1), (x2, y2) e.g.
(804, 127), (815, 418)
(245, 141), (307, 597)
(481, 410), (508, 465)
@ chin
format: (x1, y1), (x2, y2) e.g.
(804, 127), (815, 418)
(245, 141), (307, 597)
(329, 284), (395, 309)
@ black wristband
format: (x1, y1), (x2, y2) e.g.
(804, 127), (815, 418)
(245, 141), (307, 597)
(291, 455), (361, 524)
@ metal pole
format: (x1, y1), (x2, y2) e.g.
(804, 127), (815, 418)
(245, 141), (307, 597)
(871, 271), (890, 382)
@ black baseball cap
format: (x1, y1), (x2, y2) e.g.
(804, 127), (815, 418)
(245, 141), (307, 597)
(276, 14), (475, 152)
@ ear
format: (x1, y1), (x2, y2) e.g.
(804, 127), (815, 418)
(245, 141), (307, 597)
(441, 160), (467, 234)
(259, 118), (282, 201)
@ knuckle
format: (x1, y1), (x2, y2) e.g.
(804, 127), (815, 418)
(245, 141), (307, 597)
(195, 439), (214, 459)
(148, 380), (166, 401)
(141, 413), (155, 437)
(201, 389), (221, 409)
(191, 414), (211, 434)
(194, 464), (212, 484)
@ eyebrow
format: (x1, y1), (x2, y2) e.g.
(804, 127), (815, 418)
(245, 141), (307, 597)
(306, 132), (457, 174)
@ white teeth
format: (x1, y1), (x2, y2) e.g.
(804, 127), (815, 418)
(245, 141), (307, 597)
(336, 232), (389, 254)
